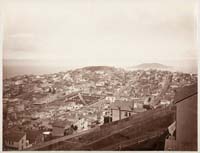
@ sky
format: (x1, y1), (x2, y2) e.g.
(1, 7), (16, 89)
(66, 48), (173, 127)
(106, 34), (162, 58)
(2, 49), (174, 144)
(2, 0), (198, 68)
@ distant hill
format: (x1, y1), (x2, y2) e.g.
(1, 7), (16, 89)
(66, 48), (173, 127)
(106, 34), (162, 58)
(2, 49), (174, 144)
(132, 63), (172, 70)
(79, 66), (117, 72)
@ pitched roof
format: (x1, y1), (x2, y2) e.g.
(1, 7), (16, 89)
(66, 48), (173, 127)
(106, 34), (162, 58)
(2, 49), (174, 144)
(174, 83), (197, 104)
(110, 100), (134, 110)
(52, 120), (73, 128)
(4, 131), (26, 142)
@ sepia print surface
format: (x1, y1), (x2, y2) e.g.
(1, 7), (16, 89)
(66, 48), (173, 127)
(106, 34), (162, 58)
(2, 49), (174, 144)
(2, 0), (198, 151)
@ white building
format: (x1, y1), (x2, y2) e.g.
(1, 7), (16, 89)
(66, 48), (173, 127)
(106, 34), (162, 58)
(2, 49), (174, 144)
(105, 96), (116, 103)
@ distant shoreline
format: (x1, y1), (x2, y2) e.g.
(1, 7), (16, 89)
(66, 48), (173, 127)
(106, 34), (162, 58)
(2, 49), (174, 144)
(3, 65), (72, 79)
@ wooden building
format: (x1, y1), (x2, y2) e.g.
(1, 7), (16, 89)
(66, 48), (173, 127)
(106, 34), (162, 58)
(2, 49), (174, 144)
(165, 84), (197, 151)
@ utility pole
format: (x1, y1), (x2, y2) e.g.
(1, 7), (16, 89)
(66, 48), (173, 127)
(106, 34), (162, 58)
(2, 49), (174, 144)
(110, 108), (113, 122)
(118, 107), (121, 120)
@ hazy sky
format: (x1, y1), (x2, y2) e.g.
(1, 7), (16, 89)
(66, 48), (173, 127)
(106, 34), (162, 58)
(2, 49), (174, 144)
(2, 0), (198, 67)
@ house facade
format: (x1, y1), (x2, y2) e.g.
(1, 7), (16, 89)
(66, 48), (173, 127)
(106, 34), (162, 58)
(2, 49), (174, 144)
(110, 100), (136, 121)
(4, 131), (27, 150)
(52, 120), (72, 137)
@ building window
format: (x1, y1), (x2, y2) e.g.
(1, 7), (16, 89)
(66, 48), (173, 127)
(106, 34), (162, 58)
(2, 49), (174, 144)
(9, 141), (13, 145)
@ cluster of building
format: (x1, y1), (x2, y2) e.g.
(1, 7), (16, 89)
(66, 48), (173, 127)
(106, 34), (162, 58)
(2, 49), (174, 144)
(3, 67), (197, 150)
